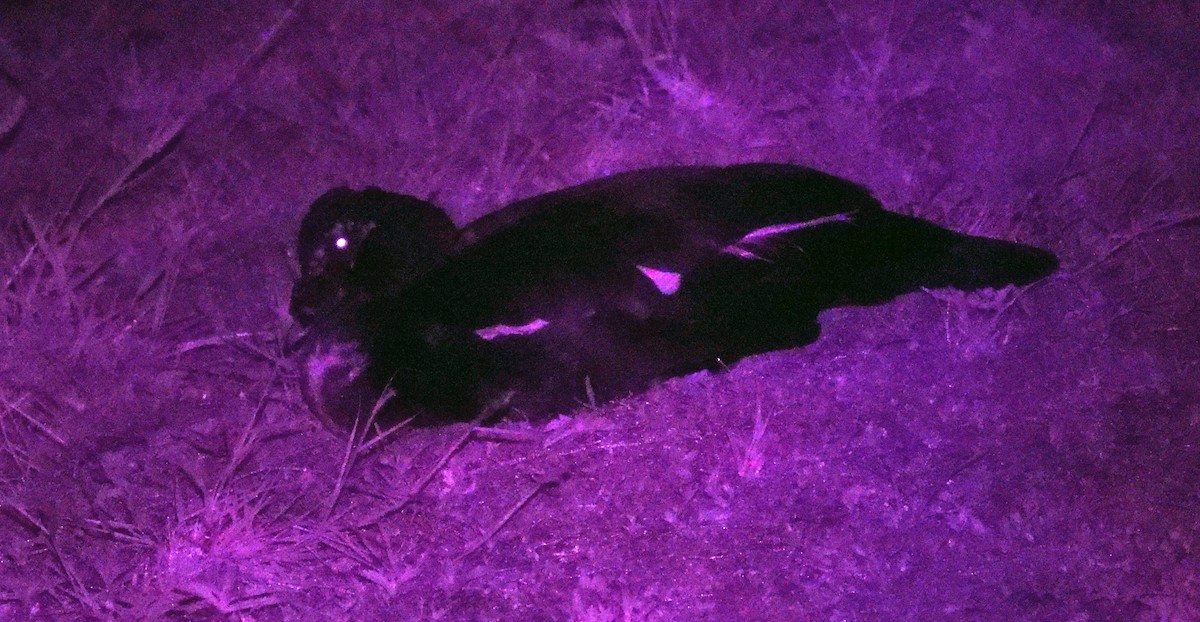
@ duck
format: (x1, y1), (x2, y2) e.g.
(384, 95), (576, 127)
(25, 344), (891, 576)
(289, 163), (1058, 431)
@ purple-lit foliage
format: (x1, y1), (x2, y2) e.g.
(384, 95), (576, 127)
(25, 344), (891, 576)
(0, 1), (1197, 620)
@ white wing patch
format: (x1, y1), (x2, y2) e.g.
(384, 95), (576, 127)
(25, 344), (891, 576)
(475, 318), (550, 340)
(722, 212), (855, 260)
(636, 265), (681, 295)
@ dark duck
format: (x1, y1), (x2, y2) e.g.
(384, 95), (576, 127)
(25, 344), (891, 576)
(289, 163), (1058, 431)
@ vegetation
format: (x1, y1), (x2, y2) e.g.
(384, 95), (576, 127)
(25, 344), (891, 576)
(1, 1), (1196, 619)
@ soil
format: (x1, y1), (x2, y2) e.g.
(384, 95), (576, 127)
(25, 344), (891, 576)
(0, 1), (1197, 620)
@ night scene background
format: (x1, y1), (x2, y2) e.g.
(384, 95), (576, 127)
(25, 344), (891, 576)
(1, 1), (1198, 620)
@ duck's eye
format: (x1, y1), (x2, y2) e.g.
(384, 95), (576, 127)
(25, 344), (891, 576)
(334, 237), (349, 250)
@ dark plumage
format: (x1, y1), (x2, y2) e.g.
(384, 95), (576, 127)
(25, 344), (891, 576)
(290, 187), (458, 327)
(290, 163), (1058, 430)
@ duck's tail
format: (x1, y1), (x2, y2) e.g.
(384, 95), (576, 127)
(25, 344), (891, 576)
(934, 233), (1059, 290)
(833, 211), (1059, 305)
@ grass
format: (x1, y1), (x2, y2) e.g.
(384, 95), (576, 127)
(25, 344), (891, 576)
(1, 0), (1198, 619)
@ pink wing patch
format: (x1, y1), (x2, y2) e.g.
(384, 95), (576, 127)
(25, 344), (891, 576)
(722, 212), (855, 260)
(636, 265), (682, 295)
(475, 318), (550, 340)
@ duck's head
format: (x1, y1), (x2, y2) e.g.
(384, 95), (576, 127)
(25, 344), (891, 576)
(290, 187), (458, 326)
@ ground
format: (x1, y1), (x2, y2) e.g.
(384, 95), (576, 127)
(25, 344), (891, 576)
(1, 1), (1198, 620)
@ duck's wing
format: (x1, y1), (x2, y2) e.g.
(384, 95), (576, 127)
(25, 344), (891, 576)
(373, 162), (1059, 377)
(385, 196), (677, 334)
(458, 164), (882, 263)
(431, 164), (889, 322)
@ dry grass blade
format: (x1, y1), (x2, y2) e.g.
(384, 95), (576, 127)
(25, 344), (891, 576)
(69, 0), (305, 238)
(2, 502), (106, 616)
(325, 415), (362, 520)
(735, 396), (771, 479)
(0, 242), (38, 294)
(1, 392), (66, 446)
(225, 0), (305, 91)
(19, 207), (74, 308)
(352, 391), (515, 529)
(81, 517), (156, 548)
(327, 386), (406, 518)
(468, 426), (540, 443)
(821, 0), (869, 76)
(173, 583), (283, 615)
(459, 476), (561, 559)
(607, 0), (716, 109)
(356, 387), (414, 455)
(1078, 208), (1200, 277)
(398, 420), (477, 503)
(0, 91), (25, 141)
(214, 371), (280, 492)
(356, 416), (416, 454)
(71, 115), (190, 236)
(173, 331), (271, 356)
